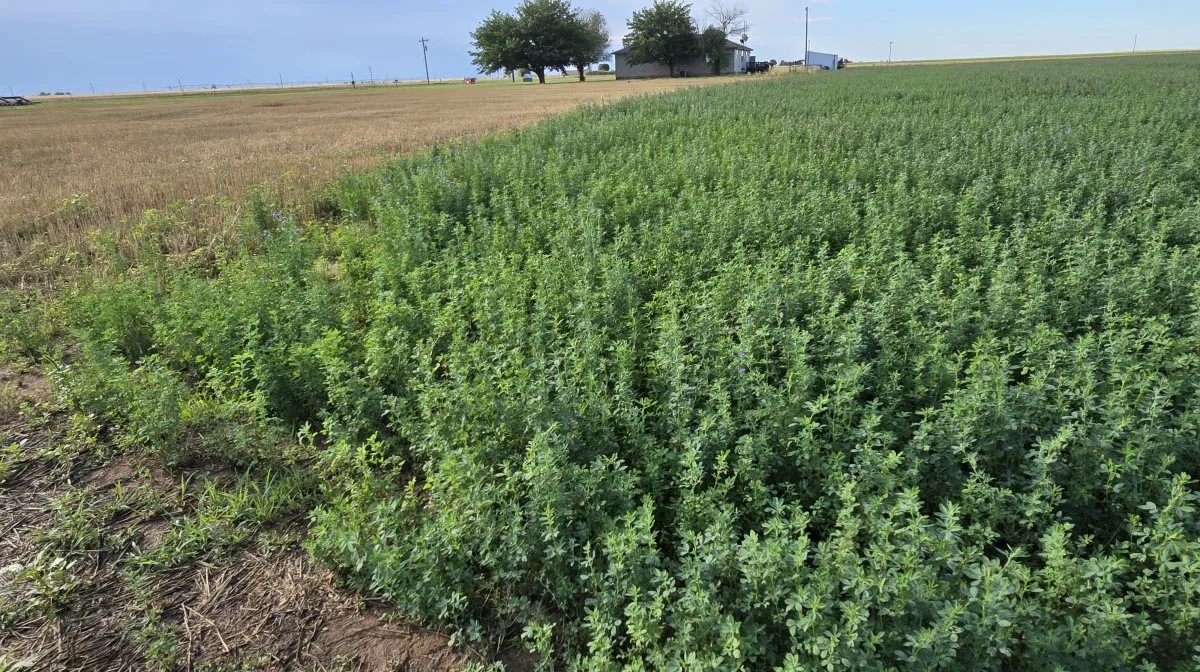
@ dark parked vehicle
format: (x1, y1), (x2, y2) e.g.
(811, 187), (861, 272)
(745, 56), (771, 74)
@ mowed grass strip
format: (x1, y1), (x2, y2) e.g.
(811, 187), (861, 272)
(0, 77), (724, 279)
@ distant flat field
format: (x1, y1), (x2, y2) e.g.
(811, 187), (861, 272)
(847, 48), (1200, 68)
(0, 76), (722, 273)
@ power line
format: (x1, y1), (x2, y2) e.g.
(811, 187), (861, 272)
(419, 37), (431, 85)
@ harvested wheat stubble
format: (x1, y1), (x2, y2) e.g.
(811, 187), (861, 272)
(0, 78), (727, 278)
(151, 549), (472, 671)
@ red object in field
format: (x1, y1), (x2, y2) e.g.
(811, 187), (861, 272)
(464, 77), (477, 84)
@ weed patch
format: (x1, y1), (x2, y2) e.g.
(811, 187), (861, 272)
(43, 55), (1200, 668)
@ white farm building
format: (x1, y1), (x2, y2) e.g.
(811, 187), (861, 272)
(805, 51), (840, 70)
(613, 39), (752, 79)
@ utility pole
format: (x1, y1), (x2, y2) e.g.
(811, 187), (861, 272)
(888, 41), (893, 65)
(1132, 34), (1138, 54)
(177, 78), (183, 93)
(804, 7), (809, 65)
(369, 66), (374, 84)
(90, 82), (95, 95)
(279, 73), (284, 88)
(419, 37), (431, 84)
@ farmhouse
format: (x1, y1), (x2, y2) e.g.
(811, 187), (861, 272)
(614, 39), (752, 79)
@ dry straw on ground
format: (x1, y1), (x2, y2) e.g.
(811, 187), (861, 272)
(0, 77), (724, 284)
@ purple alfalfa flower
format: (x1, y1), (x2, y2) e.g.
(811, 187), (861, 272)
(738, 366), (747, 377)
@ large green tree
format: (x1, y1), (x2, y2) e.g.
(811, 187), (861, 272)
(470, 11), (524, 78)
(569, 9), (611, 82)
(470, 0), (581, 84)
(698, 26), (729, 74)
(624, 0), (699, 77)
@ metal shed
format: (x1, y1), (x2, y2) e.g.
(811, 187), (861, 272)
(806, 51), (839, 70)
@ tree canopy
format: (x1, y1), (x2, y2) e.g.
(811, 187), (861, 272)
(698, 26), (730, 74)
(569, 9), (612, 81)
(470, 11), (524, 77)
(623, 1), (699, 77)
(470, 0), (597, 84)
(706, 0), (749, 40)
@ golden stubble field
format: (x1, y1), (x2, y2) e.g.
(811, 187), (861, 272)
(1, 77), (724, 283)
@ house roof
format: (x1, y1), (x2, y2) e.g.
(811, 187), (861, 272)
(613, 38), (752, 56)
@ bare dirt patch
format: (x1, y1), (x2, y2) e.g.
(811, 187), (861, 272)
(81, 455), (136, 489)
(151, 549), (465, 671)
(0, 365), (55, 423)
(16, 370), (54, 406)
(139, 519), (170, 553)
(0, 457), (59, 567)
(0, 377), (68, 568)
(3, 468), (472, 671)
(0, 367), (478, 671)
(0, 407), (134, 672)
(2, 512), (477, 670)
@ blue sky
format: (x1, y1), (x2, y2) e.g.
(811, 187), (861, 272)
(2, 0), (1198, 94)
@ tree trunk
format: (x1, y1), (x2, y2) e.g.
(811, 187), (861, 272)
(536, 68), (546, 84)
(576, 64), (586, 82)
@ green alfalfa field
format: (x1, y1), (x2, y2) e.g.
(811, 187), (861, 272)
(4, 54), (1200, 670)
